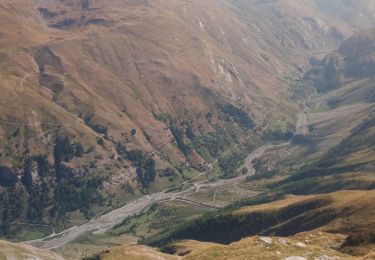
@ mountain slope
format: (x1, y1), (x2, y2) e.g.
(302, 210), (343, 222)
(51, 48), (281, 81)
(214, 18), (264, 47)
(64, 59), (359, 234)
(1, 0), (373, 177)
(275, 28), (375, 194)
(245, 27), (375, 196)
(98, 232), (360, 260)
(120, 27), (375, 260)
(87, 190), (375, 259)
(0, 0), (374, 241)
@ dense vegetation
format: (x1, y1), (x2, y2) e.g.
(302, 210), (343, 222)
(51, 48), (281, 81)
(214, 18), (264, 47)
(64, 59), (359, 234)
(304, 56), (340, 93)
(219, 103), (255, 129)
(116, 143), (156, 188)
(144, 196), (330, 247)
(263, 130), (293, 142)
(0, 134), (103, 238)
(170, 125), (190, 156)
(218, 145), (253, 178)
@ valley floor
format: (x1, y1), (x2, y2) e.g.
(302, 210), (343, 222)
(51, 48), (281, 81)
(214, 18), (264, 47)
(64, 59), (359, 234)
(26, 86), (369, 250)
(27, 142), (280, 249)
(19, 73), (374, 260)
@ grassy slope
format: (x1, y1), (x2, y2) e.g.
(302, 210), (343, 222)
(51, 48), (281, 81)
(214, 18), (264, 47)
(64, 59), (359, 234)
(275, 110), (375, 195)
(130, 28), (375, 258)
(0, 0), (374, 248)
(88, 190), (375, 259)
(100, 232), (358, 260)
(275, 27), (375, 193)
(143, 190), (375, 245)
(0, 240), (64, 260)
(1, 0), (372, 176)
(1, 0), (373, 239)
(250, 28), (375, 196)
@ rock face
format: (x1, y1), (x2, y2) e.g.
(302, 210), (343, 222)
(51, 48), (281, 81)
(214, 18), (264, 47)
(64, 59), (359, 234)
(259, 236), (273, 245)
(314, 256), (338, 260)
(295, 242), (307, 248)
(279, 238), (289, 245)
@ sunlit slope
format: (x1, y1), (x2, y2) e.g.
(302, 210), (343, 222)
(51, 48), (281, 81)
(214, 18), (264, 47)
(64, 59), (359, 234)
(1, 0), (373, 175)
(100, 232), (361, 260)
(263, 28), (375, 195)
(88, 190), (375, 259)
(0, 0), (374, 241)
(0, 240), (65, 260)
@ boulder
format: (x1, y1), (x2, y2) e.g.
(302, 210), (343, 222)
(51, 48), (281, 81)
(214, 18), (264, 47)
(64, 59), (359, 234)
(295, 242), (307, 248)
(259, 237), (273, 245)
(284, 257), (307, 260)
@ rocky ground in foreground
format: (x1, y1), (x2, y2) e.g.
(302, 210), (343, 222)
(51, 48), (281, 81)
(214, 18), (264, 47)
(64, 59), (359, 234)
(2, 230), (374, 260)
(84, 231), (375, 260)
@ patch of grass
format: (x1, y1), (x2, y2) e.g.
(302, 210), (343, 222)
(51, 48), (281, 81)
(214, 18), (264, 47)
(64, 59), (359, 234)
(109, 201), (213, 240)
(196, 147), (215, 163)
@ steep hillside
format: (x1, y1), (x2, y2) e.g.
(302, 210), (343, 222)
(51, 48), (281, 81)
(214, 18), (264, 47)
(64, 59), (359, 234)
(248, 27), (375, 195)
(120, 28), (375, 258)
(305, 27), (375, 93)
(145, 191), (375, 246)
(275, 28), (375, 194)
(0, 0), (374, 241)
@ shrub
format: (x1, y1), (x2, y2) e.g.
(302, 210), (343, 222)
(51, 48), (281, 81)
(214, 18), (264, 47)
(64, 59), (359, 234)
(219, 103), (255, 129)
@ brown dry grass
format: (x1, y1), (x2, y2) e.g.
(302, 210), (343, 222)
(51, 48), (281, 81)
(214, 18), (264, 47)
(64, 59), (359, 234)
(235, 190), (375, 233)
(100, 244), (179, 260)
(233, 194), (315, 215)
(0, 240), (64, 260)
(0, 0), (372, 171)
